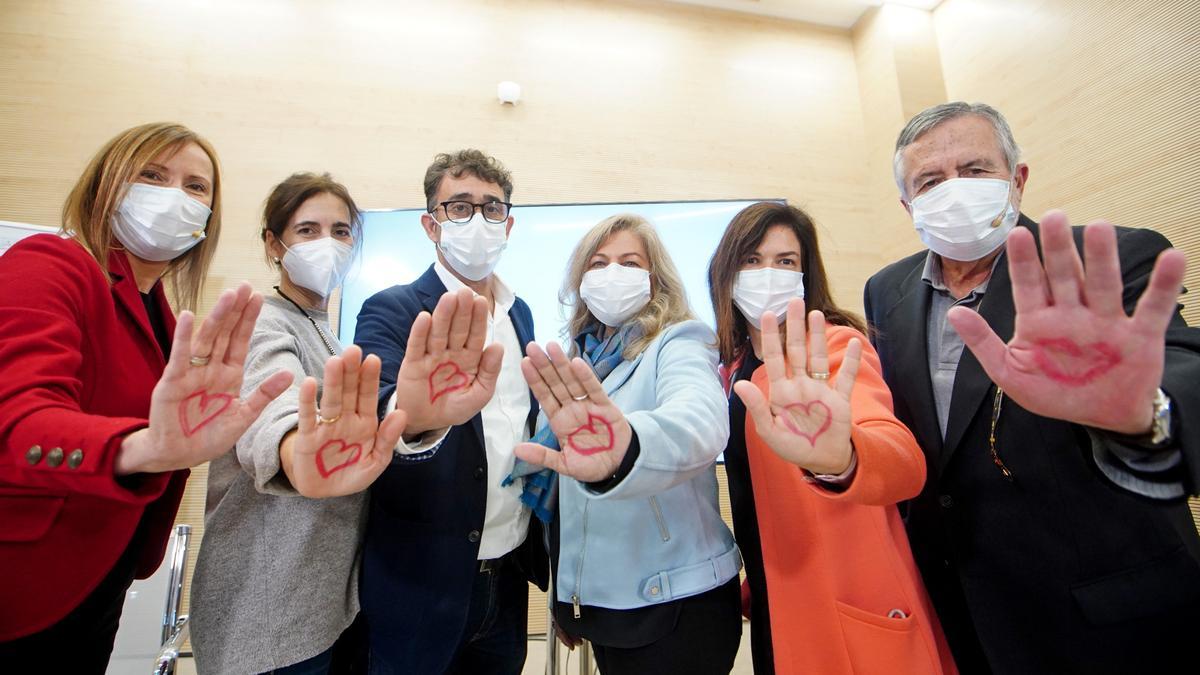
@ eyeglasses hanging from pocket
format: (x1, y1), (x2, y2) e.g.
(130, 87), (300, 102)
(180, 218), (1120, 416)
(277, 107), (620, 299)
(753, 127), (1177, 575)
(989, 388), (1014, 481)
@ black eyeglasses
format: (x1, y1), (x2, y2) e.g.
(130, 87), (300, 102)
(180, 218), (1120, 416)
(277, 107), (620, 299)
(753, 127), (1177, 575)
(434, 200), (512, 224)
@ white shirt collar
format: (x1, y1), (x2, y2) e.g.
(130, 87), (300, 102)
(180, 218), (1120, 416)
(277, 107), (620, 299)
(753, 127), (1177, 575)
(433, 261), (515, 314)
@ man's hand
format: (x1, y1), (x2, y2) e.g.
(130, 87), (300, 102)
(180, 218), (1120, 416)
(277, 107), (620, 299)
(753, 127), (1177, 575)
(948, 210), (1186, 435)
(393, 289), (503, 436)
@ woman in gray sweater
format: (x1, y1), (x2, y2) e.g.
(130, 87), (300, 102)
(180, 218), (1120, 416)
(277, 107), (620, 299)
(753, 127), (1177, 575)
(189, 172), (394, 675)
(189, 173), (498, 674)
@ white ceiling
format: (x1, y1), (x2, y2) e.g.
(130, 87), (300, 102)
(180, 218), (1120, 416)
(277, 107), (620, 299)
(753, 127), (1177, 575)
(654, 0), (942, 28)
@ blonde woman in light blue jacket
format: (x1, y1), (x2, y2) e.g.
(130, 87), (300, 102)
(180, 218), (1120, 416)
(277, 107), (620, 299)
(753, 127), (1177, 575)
(508, 213), (742, 674)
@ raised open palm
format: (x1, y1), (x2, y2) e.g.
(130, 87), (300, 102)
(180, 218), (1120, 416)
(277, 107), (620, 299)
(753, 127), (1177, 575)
(514, 342), (632, 483)
(286, 346), (407, 497)
(115, 283), (294, 475)
(733, 299), (860, 475)
(393, 289), (503, 436)
(947, 211), (1186, 435)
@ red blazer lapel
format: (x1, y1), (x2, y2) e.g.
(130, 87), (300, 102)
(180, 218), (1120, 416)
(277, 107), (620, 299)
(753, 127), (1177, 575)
(106, 250), (170, 366)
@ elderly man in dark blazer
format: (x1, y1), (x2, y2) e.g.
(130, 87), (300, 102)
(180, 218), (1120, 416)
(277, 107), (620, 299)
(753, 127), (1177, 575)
(865, 101), (1200, 674)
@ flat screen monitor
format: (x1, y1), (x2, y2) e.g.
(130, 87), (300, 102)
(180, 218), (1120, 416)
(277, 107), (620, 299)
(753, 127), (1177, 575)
(338, 199), (774, 348)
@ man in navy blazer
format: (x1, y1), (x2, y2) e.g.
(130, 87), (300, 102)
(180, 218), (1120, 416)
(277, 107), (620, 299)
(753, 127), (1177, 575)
(355, 149), (548, 674)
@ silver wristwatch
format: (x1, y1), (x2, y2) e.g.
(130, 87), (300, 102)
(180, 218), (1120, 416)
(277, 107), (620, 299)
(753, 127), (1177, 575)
(1149, 387), (1172, 446)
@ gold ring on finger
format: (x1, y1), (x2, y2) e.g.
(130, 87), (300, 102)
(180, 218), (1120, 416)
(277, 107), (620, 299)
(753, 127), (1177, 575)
(809, 371), (830, 381)
(572, 393), (589, 402)
(317, 413), (341, 425)
(189, 355), (212, 367)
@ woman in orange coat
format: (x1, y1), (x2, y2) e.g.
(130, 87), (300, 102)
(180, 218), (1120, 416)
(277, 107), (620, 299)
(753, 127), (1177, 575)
(707, 202), (956, 674)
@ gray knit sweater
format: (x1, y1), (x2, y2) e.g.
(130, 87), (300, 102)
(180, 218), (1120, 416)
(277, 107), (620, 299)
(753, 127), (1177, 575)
(190, 295), (365, 675)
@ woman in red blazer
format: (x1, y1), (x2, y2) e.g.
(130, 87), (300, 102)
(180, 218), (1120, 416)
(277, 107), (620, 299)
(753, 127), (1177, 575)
(708, 202), (956, 674)
(0, 123), (292, 671)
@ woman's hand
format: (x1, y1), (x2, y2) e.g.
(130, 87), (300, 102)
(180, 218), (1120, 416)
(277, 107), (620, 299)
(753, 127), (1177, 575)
(514, 342), (633, 483)
(283, 346), (407, 497)
(392, 289), (503, 436)
(554, 621), (583, 651)
(115, 283), (295, 475)
(733, 298), (861, 475)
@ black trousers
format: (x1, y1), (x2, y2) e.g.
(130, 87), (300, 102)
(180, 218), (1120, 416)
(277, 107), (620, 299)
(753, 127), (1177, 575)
(0, 537), (140, 675)
(590, 577), (742, 675)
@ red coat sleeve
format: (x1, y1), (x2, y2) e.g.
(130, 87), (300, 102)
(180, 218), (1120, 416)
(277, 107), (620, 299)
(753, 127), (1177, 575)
(0, 235), (168, 504)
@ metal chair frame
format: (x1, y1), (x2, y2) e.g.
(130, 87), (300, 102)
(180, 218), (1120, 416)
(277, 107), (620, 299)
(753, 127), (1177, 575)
(152, 524), (191, 675)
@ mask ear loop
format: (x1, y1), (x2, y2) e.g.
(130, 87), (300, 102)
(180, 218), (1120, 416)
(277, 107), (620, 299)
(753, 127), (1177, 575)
(990, 179), (1017, 228)
(276, 239), (297, 270)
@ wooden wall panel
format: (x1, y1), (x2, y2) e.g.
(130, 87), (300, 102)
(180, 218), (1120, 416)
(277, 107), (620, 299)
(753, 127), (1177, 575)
(933, 0), (1200, 319)
(851, 5), (950, 264)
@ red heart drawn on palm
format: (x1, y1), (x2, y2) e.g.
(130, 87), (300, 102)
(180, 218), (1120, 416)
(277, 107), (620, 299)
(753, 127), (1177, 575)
(179, 390), (234, 437)
(566, 413), (615, 456)
(429, 361), (470, 403)
(780, 400), (832, 446)
(315, 439), (363, 478)
(1031, 338), (1121, 386)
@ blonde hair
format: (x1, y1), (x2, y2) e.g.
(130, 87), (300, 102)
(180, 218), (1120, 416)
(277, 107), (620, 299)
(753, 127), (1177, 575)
(560, 214), (694, 359)
(62, 122), (223, 311)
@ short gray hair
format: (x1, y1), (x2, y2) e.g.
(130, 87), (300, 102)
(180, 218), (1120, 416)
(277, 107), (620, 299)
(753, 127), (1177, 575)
(892, 101), (1020, 198)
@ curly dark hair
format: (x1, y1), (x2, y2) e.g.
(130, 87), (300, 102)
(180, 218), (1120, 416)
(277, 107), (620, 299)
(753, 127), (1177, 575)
(422, 149), (513, 212)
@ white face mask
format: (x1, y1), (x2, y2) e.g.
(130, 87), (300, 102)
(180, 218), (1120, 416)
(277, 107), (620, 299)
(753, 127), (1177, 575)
(111, 183), (211, 262)
(733, 267), (804, 329)
(579, 263), (652, 328)
(280, 237), (355, 298)
(436, 212), (508, 281)
(909, 177), (1019, 262)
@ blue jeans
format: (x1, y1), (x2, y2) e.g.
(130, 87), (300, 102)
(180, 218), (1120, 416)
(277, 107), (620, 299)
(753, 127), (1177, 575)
(262, 646), (333, 675)
(443, 557), (529, 675)
(369, 556), (528, 675)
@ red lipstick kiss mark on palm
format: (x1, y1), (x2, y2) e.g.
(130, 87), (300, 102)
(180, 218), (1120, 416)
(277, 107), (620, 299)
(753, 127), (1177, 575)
(1032, 338), (1121, 386)
(315, 439), (363, 478)
(567, 414), (615, 456)
(429, 361), (470, 403)
(781, 400), (832, 446)
(179, 390), (234, 437)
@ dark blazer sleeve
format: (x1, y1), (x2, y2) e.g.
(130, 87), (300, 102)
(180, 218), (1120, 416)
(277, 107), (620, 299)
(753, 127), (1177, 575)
(863, 269), (894, 354)
(1091, 226), (1200, 497)
(863, 275), (879, 347)
(0, 236), (168, 504)
(355, 285), (424, 419)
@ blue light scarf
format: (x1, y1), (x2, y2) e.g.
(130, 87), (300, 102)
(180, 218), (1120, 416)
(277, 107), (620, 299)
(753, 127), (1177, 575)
(502, 324), (632, 523)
